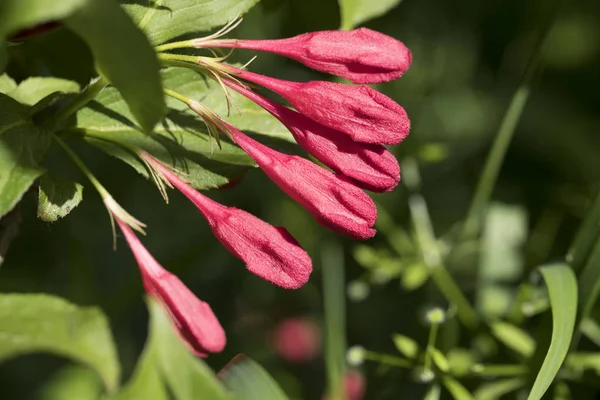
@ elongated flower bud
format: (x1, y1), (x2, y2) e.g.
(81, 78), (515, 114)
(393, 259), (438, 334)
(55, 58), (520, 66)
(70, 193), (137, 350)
(226, 80), (400, 192)
(223, 124), (377, 239)
(196, 28), (411, 84)
(115, 217), (226, 357)
(143, 154), (312, 290)
(227, 67), (409, 145)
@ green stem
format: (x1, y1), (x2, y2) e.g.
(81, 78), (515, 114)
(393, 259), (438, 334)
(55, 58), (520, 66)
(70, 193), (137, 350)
(49, 76), (109, 129)
(157, 52), (200, 65)
(53, 135), (109, 198)
(322, 240), (347, 400)
(164, 88), (193, 105)
(363, 351), (412, 368)
(424, 319), (440, 374)
(404, 159), (480, 330)
(155, 39), (195, 52)
(470, 364), (528, 377)
(461, 8), (558, 240)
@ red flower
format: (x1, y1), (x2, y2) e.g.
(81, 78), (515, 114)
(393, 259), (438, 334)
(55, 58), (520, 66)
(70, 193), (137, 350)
(323, 370), (367, 400)
(226, 80), (400, 192)
(221, 123), (377, 240)
(225, 67), (409, 145)
(143, 153), (312, 290)
(196, 28), (411, 84)
(115, 217), (226, 357)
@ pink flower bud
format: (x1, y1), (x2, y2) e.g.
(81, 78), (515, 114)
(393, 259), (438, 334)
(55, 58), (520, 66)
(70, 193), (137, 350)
(226, 81), (400, 192)
(143, 154), (312, 290)
(115, 217), (226, 357)
(200, 28), (411, 84)
(229, 67), (410, 145)
(272, 317), (322, 363)
(224, 124), (377, 240)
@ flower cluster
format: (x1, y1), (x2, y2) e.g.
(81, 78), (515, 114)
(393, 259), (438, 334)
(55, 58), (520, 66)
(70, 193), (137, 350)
(100, 25), (411, 357)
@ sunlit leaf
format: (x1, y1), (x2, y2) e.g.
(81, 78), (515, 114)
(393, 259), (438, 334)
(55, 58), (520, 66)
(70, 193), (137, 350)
(220, 355), (288, 400)
(338, 0), (402, 30)
(528, 264), (577, 400)
(122, 0), (260, 45)
(0, 294), (120, 393)
(37, 175), (84, 222)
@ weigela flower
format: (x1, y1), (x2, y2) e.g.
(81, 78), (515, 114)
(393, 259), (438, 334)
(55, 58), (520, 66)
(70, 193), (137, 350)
(115, 217), (226, 357)
(216, 121), (377, 240)
(194, 28), (411, 84)
(225, 80), (400, 192)
(142, 153), (312, 290)
(223, 66), (410, 145)
(272, 317), (322, 363)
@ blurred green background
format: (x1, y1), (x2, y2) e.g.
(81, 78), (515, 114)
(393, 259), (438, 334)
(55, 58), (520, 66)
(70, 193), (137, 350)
(1, 0), (599, 398)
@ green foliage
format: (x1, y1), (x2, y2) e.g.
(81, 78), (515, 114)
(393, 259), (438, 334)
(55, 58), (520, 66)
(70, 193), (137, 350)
(528, 265), (577, 400)
(68, 66), (287, 190)
(0, 94), (49, 218)
(6, 77), (79, 106)
(121, 0), (260, 45)
(65, 0), (165, 132)
(220, 356), (289, 400)
(338, 0), (402, 30)
(37, 175), (84, 222)
(0, 293), (120, 393)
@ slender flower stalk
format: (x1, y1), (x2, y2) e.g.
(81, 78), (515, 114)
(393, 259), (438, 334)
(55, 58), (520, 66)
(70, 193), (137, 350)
(218, 65), (410, 145)
(224, 80), (400, 192)
(115, 216), (226, 356)
(193, 28), (412, 84)
(141, 152), (313, 289)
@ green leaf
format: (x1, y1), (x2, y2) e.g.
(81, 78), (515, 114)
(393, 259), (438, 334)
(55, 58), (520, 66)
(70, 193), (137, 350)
(39, 366), (102, 400)
(490, 321), (535, 358)
(7, 77), (80, 106)
(65, 0), (165, 132)
(0, 0), (87, 36)
(0, 293), (120, 393)
(442, 376), (474, 400)
(147, 297), (229, 400)
(0, 207), (21, 268)
(431, 348), (450, 373)
(105, 299), (168, 400)
(0, 93), (50, 218)
(572, 239), (600, 347)
(473, 378), (525, 400)
(0, 0), (88, 72)
(528, 264), (577, 400)
(37, 174), (84, 222)
(122, 0), (260, 45)
(392, 333), (419, 359)
(423, 384), (441, 400)
(0, 74), (17, 93)
(338, 0), (402, 30)
(67, 67), (289, 190)
(220, 355), (289, 400)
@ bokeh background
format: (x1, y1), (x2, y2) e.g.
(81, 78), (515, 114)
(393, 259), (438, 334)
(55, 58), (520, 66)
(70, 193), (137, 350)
(1, 0), (599, 398)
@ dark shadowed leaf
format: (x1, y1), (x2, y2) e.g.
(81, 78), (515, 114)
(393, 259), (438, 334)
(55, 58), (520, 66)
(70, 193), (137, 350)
(0, 94), (50, 218)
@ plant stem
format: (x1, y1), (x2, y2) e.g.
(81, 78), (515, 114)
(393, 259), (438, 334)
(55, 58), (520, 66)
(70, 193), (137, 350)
(567, 191), (600, 274)
(363, 351), (412, 368)
(157, 52), (200, 64)
(53, 135), (109, 198)
(164, 88), (193, 105)
(461, 8), (558, 240)
(470, 364), (528, 377)
(155, 39), (195, 52)
(322, 240), (347, 400)
(49, 76), (109, 129)
(404, 158), (480, 330)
